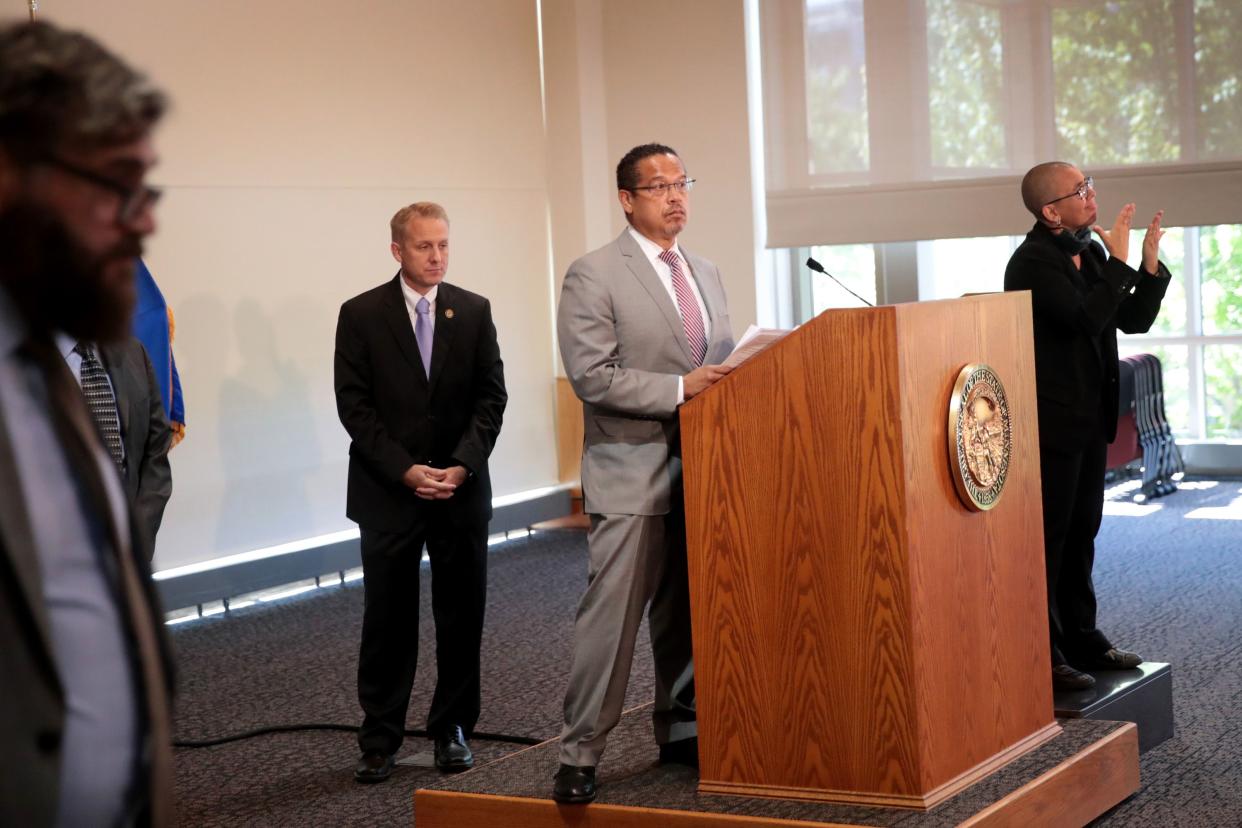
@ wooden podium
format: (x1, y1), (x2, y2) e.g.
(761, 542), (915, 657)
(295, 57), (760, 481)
(680, 292), (1058, 809)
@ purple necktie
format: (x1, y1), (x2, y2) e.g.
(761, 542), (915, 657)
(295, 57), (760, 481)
(415, 297), (433, 378)
(659, 249), (707, 366)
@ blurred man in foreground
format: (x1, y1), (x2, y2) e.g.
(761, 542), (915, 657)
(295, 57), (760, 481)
(0, 20), (176, 826)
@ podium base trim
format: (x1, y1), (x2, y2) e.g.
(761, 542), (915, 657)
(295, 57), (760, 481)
(697, 722), (1063, 810)
(415, 708), (1138, 828)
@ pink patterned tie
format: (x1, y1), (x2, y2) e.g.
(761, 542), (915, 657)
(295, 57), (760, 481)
(659, 249), (707, 366)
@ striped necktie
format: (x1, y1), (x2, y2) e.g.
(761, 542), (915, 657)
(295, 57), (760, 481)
(658, 248), (708, 366)
(74, 342), (124, 470)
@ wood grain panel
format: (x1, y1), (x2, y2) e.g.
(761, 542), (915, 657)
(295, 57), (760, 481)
(415, 790), (861, 827)
(556, 376), (583, 483)
(680, 293), (1054, 805)
(961, 723), (1140, 827)
(413, 725), (1136, 826)
(894, 294), (1053, 793)
(682, 307), (921, 797)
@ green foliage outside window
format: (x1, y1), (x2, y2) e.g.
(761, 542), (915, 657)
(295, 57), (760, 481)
(1201, 225), (1242, 336)
(807, 64), (870, 174)
(1052, 0), (1180, 165)
(805, 0), (869, 174)
(926, 0), (1005, 169)
(1200, 226), (1242, 438)
(1195, 0), (1242, 159)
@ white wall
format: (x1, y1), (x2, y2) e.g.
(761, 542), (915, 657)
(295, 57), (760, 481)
(542, 0), (759, 346)
(43, 2), (560, 570)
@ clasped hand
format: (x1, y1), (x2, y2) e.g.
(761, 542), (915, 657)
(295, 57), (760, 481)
(403, 463), (467, 500)
(1093, 204), (1165, 275)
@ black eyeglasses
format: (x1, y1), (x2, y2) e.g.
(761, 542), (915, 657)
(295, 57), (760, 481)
(38, 156), (162, 224)
(631, 178), (696, 197)
(1044, 175), (1094, 207)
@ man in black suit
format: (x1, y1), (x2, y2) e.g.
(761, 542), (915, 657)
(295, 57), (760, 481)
(0, 21), (175, 827)
(335, 201), (506, 782)
(1004, 162), (1170, 692)
(62, 335), (173, 558)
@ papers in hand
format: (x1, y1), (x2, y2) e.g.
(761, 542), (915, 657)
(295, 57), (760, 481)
(721, 324), (794, 369)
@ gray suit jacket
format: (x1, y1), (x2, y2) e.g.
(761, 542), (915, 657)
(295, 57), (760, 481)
(102, 338), (173, 554)
(557, 229), (734, 515)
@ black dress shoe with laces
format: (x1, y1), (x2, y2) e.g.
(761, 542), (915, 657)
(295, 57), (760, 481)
(552, 763), (597, 804)
(1077, 647), (1143, 670)
(434, 725), (474, 772)
(354, 750), (395, 783)
(1052, 663), (1096, 691)
(658, 737), (699, 767)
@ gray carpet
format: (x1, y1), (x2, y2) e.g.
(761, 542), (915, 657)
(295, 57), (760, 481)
(170, 479), (1242, 825)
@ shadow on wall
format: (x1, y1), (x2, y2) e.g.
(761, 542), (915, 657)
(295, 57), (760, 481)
(215, 299), (319, 553)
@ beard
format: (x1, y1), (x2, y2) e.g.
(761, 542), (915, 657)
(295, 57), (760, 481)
(0, 200), (141, 343)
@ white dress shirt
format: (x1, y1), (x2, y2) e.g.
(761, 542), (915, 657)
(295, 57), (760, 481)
(628, 226), (711, 404)
(399, 278), (438, 338)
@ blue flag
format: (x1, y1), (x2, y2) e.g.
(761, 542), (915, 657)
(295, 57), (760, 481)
(132, 259), (186, 442)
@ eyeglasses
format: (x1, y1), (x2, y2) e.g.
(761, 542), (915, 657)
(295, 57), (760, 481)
(39, 156), (162, 224)
(631, 178), (696, 197)
(1044, 176), (1094, 207)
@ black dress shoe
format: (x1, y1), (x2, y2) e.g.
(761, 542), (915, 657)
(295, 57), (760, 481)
(354, 750), (395, 783)
(1077, 647), (1143, 670)
(552, 763), (597, 804)
(658, 737), (699, 767)
(434, 725), (473, 772)
(1052, 664), (1096, 691)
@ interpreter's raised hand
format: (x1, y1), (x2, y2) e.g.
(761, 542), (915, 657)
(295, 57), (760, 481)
(1093, 202), (1135, 263)
(683, 363), (733, 401)
(1142, 210), (1165, 275)
(403, 463), (457, 500)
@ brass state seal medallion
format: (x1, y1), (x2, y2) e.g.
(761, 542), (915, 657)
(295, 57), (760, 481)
(948, 363), (1012, 511)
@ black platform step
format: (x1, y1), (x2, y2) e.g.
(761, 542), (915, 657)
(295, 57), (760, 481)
(1054, 661), (1173, 753)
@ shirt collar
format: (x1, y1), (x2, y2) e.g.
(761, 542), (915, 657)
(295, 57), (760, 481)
(628, 225), (683, 266)
(399, 275), (438, 310)
(54, 332), (81, 360)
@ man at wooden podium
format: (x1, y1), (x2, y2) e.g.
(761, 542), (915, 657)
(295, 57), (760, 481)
(1004, 162), (1170, 692)
(553, 144), (735, 803)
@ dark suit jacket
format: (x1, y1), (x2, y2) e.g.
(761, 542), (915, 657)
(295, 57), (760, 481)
(1004, 222), (1170, 452)
(102, 337), (173, 554)
(334, 276), (506, 533)
(0, 364), (175, 828)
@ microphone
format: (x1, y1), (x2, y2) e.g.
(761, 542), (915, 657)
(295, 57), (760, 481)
(805, 257), (874, 307)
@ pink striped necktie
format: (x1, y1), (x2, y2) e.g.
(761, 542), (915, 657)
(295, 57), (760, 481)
(658, 248), (708, 367)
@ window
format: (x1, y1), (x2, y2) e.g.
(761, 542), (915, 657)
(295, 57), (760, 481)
(1052, 1), (1181, 166)
(805, 0), (869, 176)
(773, 226), (1242, 441)
(927, 0), (1005, 172)
(761, 0), (1242, 249)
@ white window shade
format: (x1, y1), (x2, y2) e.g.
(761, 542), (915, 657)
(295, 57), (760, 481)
(761, 0), (1242, 247)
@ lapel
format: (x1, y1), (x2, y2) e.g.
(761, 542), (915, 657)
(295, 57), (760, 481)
(380, 273), (428, 386)
(616, 229), (695, 365)
(0, 366), (61, 673)
(1036, 226), (1106, 364)
(427, 282), (458, 396)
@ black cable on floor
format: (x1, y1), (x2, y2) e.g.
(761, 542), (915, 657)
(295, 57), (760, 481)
(174, 724), (542, 749)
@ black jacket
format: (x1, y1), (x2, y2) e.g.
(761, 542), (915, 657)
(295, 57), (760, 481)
(1004, 222), (1170, 451)
(334, 276), (506, 532)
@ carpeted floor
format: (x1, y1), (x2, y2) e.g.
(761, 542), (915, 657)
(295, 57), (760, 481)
(170, 478), (1242, 826)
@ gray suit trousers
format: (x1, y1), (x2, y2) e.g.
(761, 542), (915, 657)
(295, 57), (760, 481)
(558, 509), (697, 767)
